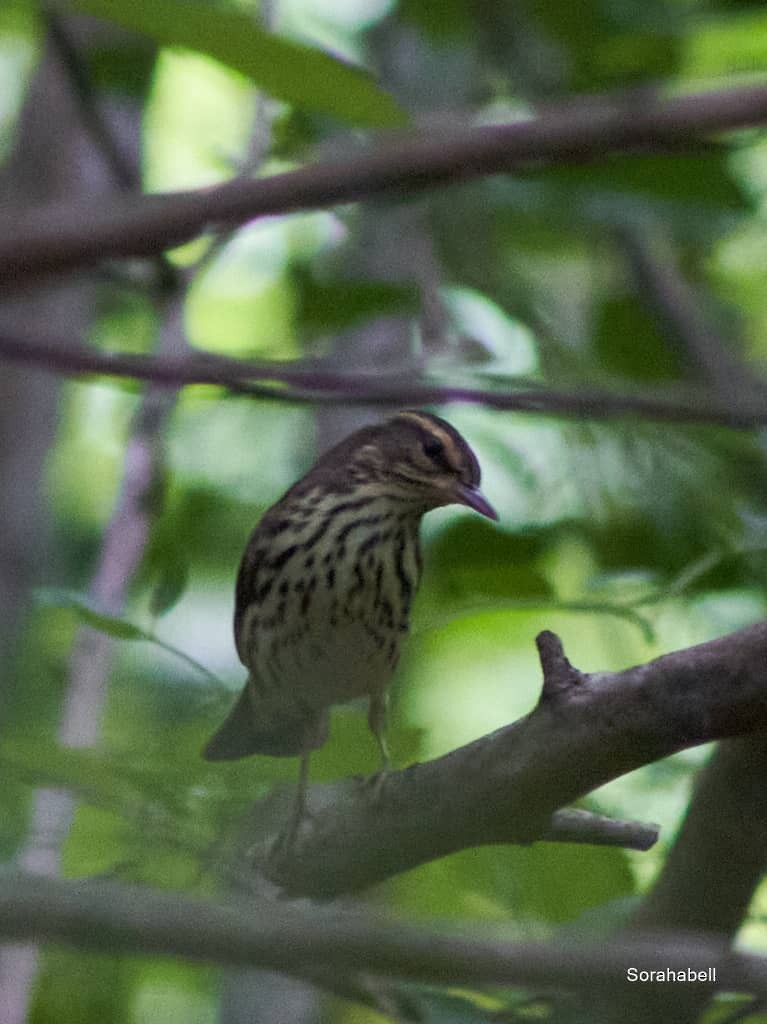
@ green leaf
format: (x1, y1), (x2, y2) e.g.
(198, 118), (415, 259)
(522, 0), (680, 90)
(399, 0), (475, 40)
(32, 948), (127, 1024)
(68, 0), (407, 128)
(389, 840), (634, 925)
(687, 10), (767, 79)
(63, 804), (126, 877)
(500, 842), (636, 924)
(149, 548), (189, 619)
(295, 272), (419, 334)
(34, 588), (224, 690)
(87, 40), (157, 100)
(426, 520), (554, 602)
(404, 989), (508, 1023)
(594, 296), (684, 383)
(37, 587), (146, 640)
(1, 741), (151, 813)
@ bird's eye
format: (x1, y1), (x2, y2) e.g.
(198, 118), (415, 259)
(422, 438), (444, 460)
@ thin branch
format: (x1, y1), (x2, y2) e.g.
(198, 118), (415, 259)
(3, 81), (767, 283)
(260, 622), (767, 898)
(43, 9), (179, 296)
(2, 332), (767, 429)
(617, 224), (766, 400)
(542, 809), (657, 849)
(44, 9), (137, 190)
(0, 870), (764, 996)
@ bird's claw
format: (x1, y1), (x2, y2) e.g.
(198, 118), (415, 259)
(362, 768), (389, 802)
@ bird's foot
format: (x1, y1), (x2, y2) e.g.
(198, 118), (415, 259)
(362, 767), (390, 803)
(270, 809), (310, 859)
(270, 790), (314, 859)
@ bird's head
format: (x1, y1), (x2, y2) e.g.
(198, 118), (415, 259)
(344, 410), (497, 521)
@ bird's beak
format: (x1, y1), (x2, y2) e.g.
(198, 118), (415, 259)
(455, 483), (498, 521)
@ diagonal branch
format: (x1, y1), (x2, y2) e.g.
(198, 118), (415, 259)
(260, 622), (767, 898)
(44, 9), (138, 190)
(617, 224), (766, 401)
(3, 81), (767, 284)
(2, 331), (767, 429)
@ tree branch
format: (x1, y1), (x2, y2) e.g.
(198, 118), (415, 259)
(0, 870), (765, 998)
(619, 736), (767, 1023)
(260, 621), (767, 898)
(2, 331), (767, 429)
(3, 81), (767, 283)
(44, 10), (138, 191)
(617, 224), (766, 401)
(542, 808), (657, 849)
(632, 735), (767, 936)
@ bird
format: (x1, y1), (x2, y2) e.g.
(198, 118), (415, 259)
(202, 410), (497, 840)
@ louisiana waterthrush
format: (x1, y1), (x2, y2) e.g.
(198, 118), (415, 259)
(202, 410), (496, 836)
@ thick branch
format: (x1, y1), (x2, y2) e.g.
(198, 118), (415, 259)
(0, 870), (765, 997)
(619, 737), (767, 1024)
(632, 735), (767, 935)
(3, 81), (767, 283)
(263, 622), (767, 897)
(2, 332), (767, 429)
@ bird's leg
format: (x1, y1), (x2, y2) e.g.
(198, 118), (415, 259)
(367, 692), (391, 800)
(276, 712), (329, 850)
(368, 690), (391, 770)
(280, 750), (310, 849)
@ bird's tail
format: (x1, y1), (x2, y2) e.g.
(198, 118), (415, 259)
(201, 682), (329, 760)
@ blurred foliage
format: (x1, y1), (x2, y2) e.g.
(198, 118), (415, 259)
(70, 0), (407, 127)
(3, 0), (767, 1022)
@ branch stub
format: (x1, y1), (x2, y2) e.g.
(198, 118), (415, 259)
(536, 630), (584, 704)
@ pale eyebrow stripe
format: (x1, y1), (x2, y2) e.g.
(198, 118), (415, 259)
(395, 412), (463, 471)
